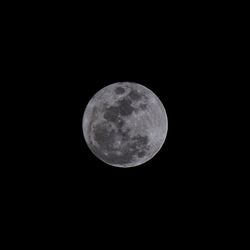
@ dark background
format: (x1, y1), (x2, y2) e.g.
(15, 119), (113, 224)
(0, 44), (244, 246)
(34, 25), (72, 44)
(28, 12), (222, 214)
(17, 8), (222, 197)
(6, 3), (237, 240)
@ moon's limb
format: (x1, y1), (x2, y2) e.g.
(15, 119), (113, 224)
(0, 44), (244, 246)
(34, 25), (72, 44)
(82, 82), (168, 168)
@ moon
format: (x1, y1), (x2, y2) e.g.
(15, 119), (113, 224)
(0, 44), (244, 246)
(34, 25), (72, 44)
(82, 82), (168, 168)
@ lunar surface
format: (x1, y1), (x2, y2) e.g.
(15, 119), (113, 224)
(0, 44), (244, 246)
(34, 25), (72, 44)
(82, 82), (168, 168)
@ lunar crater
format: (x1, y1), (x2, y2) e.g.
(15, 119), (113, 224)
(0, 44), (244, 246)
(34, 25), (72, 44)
(114, 86), (125, 95)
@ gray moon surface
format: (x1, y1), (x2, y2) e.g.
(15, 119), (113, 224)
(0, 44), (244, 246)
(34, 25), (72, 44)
(82, 82), (168, 168)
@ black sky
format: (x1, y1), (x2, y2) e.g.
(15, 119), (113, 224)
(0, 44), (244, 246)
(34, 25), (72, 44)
(12, 5), (229, 231)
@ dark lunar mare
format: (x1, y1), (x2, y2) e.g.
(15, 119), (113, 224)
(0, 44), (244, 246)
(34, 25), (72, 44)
(117, 98), (134, 116)
(90, 95), (150, 165)
(128, 89), (142, 101)
(114, 86), (125, 95)
(103, 96), (135, 124)
(92, 121), (116, 151)
(139, 103), (147, 110)
(90, 133), (149, 165)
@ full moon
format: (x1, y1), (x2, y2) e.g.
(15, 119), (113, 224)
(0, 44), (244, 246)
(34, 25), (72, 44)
(82, 82), (168, 168)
